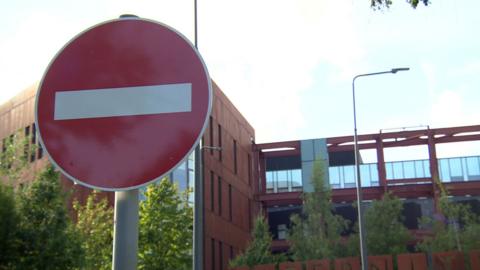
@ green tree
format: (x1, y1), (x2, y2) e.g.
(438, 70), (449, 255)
(229, 214), (284, 268)
(138, 178), (193, 270)
(0, 183), (18, 269)
(0, 133), (36, 269)
(14, 165), (83, 270)
(417, 178), (480, 253)
(288, 159), (349, 261)
(0, 133), (35, 184)
(371, 0), (429, 9)
(74, 190), (113, 270)
(461, 217), (480, 252)
(363, 192), (411, 255)
(417, 194), (480, 253)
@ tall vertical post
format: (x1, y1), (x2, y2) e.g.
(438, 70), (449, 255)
(427, 129), (441, 212)
(351, 68), (409, 270)
(352, 78), (368, 270)
(112, 189), (139, 270)
(376, 137), (387, 193)
(111, 14), (142, 270)
(194, 145), (204, 270)
(194, 0), (198, 49)
(193, 1), (204, 269)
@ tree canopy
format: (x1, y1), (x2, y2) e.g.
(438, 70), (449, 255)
(14, 166), (84, 270)
(0, 183), (17, 269)
(288, 159), (350, 261)
(417, 180), (480, 253)
(74, 191), (113, 270)
(229, 213), (284, 268)
(363, 192), (411, 255)
(371, 0), (429, 9)
(138, 178), (193, 270)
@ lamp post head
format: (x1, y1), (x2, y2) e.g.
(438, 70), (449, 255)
(391, 67), (410, 73)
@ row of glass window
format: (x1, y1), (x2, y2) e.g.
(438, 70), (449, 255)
(329, 156), (480, 189)
(266, 155), (480, 192)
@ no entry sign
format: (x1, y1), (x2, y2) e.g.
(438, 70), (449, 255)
(35, 18), (212, 191)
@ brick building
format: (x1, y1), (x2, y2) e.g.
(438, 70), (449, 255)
(0, 82), (259, 270)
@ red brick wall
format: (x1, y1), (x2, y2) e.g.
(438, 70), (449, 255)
(203, 82), (258, 270)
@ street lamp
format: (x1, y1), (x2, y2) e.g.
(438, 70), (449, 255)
(352, 67), (410, 270)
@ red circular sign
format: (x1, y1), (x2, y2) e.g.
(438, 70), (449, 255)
(35, 18), (212, 191)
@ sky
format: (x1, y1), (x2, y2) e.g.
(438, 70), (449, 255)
(1, 0), (479, 160)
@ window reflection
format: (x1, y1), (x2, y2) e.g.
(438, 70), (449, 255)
(265, 169), (303, 193)
(267, 156), (480, 192)
(438, 156), (480, 182)
(328, 163), (379, 189)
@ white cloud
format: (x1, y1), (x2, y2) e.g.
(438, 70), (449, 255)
(420, 61), (436, 98)
(450, 60), (480, 77)
(429, 89), (480, 157)
(1, 0), (365, 143)
(198, 0), (364, 142)
(430, 90), (479, 127)
(0, 0), (195, 105)
(0, 11), (64, 103)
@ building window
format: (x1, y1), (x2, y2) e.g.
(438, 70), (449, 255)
(218, 124), (222, 161)
(37, 140), (43, 160)
(1, 138), (6, 154)
(266, 169), (303, 193)
(248, 199), (252, 230)
(210, 171), (215, 212)
(211, 238), (216, 270)
(219, 241), (223, 270)
(277, 224), (287, 240)
(31, 123), (36, 144)
(187, 155), (195, 203)
(248, 154), (252, 185)
(1, 138), (7, 169)
(30, 124), (36, 162)
(233, 140), (237, 174)
(230, 245), (234, 261)
(173, 161), (188, 191)
(228, 184), (233, 221)
(218, 177), (222, 216)
(7, 135), (13, 169)
(23, 126), (30, 159)
(209, 116), (214, 155)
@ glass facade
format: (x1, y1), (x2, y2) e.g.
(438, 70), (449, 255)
(326, 155), (480, 188)
(140, 153), (195, 202)
(266, 169), (302, 193)
(328, 163), (379, 188)
(439, 156), (480, 182)
(266, 155), (480, 192)
(385, 159), (431, 180)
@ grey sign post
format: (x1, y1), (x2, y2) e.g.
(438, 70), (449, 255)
(112, 189), (139, 270)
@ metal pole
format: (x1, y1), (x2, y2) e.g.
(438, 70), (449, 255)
(193, 145), (204, 270)
(351, 67), (409, 270)
(112, 189), (139, 270)
(193, 2), (204, 270)
(111, 14), (141, 270)
(194, 0), (198, 49)
(352, 77), (368, 270)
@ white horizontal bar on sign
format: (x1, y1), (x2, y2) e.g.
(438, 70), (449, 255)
(54, 83), (192, 120)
